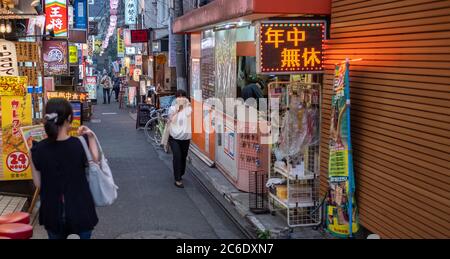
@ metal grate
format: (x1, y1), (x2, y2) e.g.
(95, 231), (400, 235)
(249, 171), (269, 214)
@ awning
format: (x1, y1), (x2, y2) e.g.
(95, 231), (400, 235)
(173, 0), (331, 34)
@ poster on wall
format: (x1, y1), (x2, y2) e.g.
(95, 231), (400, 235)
(43, 40), (69, 75)
(44, 0), (69, 37)
(257, 21), (325, 74)
(191, 58), (201, 102)
(215, 29), (237, 104)
(85, 76), (97, 100)
(0, 40), (19, 76)
(201, 30), (215, 100)
(0, 77), (32, 181)
(326, 60), (359, 238)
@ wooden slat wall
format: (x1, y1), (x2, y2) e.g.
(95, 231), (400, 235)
(321, 0), (450, 239)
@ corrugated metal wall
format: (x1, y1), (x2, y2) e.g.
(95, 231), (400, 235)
(321, 0), (450, 238)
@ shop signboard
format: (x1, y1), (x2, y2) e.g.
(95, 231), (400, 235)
(117, 28), (125, 57)
(43, 40), (69, 76)
(74, 0), (88, 29)
(126, 46), (136, 55)
(85, 76), (97, 100)
(130, 29), (149, 43)
(125, 0), (137, 25)
(46, 91), (88, 102)
(44, 0), (69, 37)
(124, 29), (132, 46)
(69, 101), (82, 137)
(69, 45), (78, 64)
(0, 40), (19, 76)
(257, 21), (325, 74)
(326, 60), (359, 238)
(0, 76), (32, 181)
(135, 55), (142, 66)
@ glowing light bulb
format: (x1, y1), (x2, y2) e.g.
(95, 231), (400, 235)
(6, 23), (11, 33)
(0, 23), (6, 33)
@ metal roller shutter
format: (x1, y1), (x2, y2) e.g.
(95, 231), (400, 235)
(321, 0), (450, 238)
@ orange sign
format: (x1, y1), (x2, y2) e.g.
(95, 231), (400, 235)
(258, 21), (325, 74)
(45, 0), (68, 37)
(156, 54), (167, 65)
(46, 91), (88, 102)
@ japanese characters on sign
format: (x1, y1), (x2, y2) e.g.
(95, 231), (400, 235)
(257, 21), (325, 74)
(0, 76), (27, 96)
(0, 40), (19, 76)
(46, 91), (88, 102)
(125, 0), (138, 25)
(85, 76), (97, 100)
(43, 40), (69, 75)
(45, 0), (69, 37)
(117, 28), (125, 57)
(74, 0), (88, 29)
(0, 94), (33, 181)
(130, 29), (149, 43)
(69, 45), (78, 64)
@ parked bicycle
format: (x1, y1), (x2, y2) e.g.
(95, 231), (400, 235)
(144, 107), (169, 150)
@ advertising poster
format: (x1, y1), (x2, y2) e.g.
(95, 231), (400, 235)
(0, 39), (19, 76)
(0, 94), (33, 181)
(85, 76), (97, 100)
(326, 60), (359, 238)
(44, 0), (68, 37)
(20, 125), (47, 151)
(43, 40), (69, 75)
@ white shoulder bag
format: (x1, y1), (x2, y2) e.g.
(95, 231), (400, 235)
(79, 135), (118, 207)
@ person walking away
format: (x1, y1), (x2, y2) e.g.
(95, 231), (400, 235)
(112, 73), (121, 102)
(30, 98), (100, 239)
(100, 73), (112, 104)
(168, 90), (192, 188)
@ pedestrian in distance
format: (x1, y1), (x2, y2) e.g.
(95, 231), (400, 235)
(30, 98), (100, 239)
(167, 90), (192, 188)
(112, 73), (121, 102)
(100, 72), (112, 104)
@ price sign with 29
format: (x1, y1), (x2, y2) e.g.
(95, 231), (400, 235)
(7, 151), (30, 172)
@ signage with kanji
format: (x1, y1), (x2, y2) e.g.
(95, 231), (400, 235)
(130, 29), (149, 43)
(125, 0), (137, 25)
(258, 21), (325, 74)
(46, 91), (88, 102)
(45, 0), (69, 37)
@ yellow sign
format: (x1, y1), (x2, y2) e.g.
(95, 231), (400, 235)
(156, 54), (166, 65)
(0, 94), (33, 181)
(69, 45), (78, 64)
(117, 28), (125, 57)
(0, 76), (28, 96)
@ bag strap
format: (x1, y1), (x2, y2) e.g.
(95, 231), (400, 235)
(78, 136), (93, 162)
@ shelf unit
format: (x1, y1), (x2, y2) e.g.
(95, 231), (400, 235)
(267, 80), (322, 228)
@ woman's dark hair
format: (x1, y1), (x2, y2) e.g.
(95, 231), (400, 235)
(44, 98), (73, 142)
(176, 89), (187, 98)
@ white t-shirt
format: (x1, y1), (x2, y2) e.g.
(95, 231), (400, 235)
(168, 104), (192, 140)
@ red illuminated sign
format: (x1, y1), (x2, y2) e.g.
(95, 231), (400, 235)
(44, 0), (68, 37)
(130, 29), (149, 43)
(258, 21), (325, 74)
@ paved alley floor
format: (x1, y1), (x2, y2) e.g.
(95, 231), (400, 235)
(85, 101), (245, 239)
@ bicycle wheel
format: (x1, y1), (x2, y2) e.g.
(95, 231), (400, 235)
(144, 117), (159, 143)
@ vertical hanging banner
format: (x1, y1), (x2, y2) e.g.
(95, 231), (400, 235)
(0, 40), (19, 76)
(0, 76), (32, 181)
(125, 0), (137, 25)
(43, 40), (69, 75)
(117, 28), (125, 58)
(74, 0), (88, 29)
(326, 60), (359, 238)
(85, 76), (97, 100)
(45, 0), (69, 37)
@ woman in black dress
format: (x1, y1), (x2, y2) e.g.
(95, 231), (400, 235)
(31, 98), (100, 239)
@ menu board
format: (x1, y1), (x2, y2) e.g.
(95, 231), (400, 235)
(136, 103), (153, 129)
(201, 31), (215, 100)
